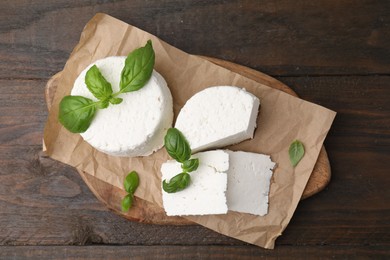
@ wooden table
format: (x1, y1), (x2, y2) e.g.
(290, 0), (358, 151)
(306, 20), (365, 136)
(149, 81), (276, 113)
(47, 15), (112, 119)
(1, 1), (389, 258)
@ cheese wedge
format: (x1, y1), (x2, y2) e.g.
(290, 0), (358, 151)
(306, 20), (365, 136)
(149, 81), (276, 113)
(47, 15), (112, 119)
(226, 150), (275, 216)
(71, 56), (173, 157)
(161, 150), (229, 216)
(175, 86), (260, 153)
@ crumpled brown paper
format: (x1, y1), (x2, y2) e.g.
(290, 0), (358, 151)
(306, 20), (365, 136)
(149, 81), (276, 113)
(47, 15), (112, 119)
(44, 13), (336, 249)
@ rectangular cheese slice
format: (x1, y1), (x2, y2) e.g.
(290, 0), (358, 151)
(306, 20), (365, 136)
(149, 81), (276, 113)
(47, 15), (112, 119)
(226, 150), (276, 216)
(161, 150), (229, 216)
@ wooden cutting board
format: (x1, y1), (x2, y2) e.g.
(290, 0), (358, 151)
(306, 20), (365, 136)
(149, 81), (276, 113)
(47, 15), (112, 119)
(45, 57), (331, 225)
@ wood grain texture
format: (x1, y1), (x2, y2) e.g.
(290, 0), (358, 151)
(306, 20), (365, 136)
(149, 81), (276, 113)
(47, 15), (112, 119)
(0, 0), (389, 80)
(44, 57), (331, 224)
(0, 80), (47, 145)
(0, 245), (389, 259)
(0, 0), (389, 257)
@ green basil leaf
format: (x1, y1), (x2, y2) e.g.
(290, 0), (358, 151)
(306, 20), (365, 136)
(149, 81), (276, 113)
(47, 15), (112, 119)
(96, 99), (109, 109)
(181, 158), (199, 173)
(162, 172), (191, 193)
(109, 97), (123, 105)
(164, 128), (191, 163)
(85, 65), (113, 100)
(121, 193), (133, 212)
(124, 171), (139, 194)
(120, 40), (155, 93)
(289, 140), (305, 167)
(58, 95), (97, 133)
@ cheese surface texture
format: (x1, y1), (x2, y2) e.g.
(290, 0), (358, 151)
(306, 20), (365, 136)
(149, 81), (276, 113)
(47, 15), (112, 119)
(175, 86), (260, 153)
(226, 150), (275, 216)
(71, 56), (173, 157)
(161, 150), (229, 216)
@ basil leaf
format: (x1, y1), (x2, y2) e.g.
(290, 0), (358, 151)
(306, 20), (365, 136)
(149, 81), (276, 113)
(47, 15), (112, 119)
(85, 65), (113, 100)
(163, 129), (195, 193)
(289, 140), (305, 167)
(96, 99), (109, 109)
(182, 158), (199, 173)
(124, 171), (139, 194)
(164, 128), (191, 163)
(120, 40), (155, 93)
(162, 172), (191, 193)
(121, 193), (133, 212)
(58, 95), (97, 133)
(109, 97), (123, 105)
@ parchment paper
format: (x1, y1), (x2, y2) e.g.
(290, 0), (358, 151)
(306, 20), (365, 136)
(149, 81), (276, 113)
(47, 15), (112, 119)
(44, 13), (336, 249)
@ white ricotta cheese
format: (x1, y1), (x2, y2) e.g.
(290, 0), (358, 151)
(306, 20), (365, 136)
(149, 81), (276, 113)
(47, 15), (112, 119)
(175, 86), (260, 153)
(161, 150), (229, 216)
(226, 150), (275, 216)
(71, 56), (173, 157)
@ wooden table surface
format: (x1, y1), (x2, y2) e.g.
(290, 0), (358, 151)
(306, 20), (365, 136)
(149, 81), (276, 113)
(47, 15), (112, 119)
(1, 1), (389, 259)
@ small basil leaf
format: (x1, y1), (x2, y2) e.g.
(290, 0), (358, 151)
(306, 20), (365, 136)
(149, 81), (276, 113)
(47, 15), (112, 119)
(121, 193), (133, 212)
(124, 171), (140, 194)
(120, 40), (155, 93)
(58, 95), (97, 133)
(289, 140), (305, 167)
(162, 172), (191, 193)
(164, 128), (191, 163)
(96, 99), (109, 109)
(109, 97), (123, 105)
(85, 65), (113, 100)
(181, 158), (199, 173)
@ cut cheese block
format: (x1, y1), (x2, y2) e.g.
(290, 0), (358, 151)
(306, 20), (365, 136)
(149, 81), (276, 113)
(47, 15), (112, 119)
(175, 86), (260, 153)
(161, 150), (229, 216)
(71, 56), (173, 157)
(226, 150), (275, 216)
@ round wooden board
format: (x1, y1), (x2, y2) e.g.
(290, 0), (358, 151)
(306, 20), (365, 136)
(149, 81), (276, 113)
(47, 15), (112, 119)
(45, 57), (331, 225)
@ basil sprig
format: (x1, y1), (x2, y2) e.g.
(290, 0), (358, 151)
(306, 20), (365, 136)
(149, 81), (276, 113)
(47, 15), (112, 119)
(181, 159), (199, 172)
(58, 40), (155, 133)
(120, 40), (155, 93)
(85, 64), (113, 102)
(163, 172), (190, 193)
(162, 128), (199, 193)
(121, 171), (140, 212)
(164, 128), (191, 163)
(58, 96), (97, 133)
(289, 140), (305, 167)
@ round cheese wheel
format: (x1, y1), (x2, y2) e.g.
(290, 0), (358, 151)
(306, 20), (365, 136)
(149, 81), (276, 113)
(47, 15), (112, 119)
(71, 56), (173, 157)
